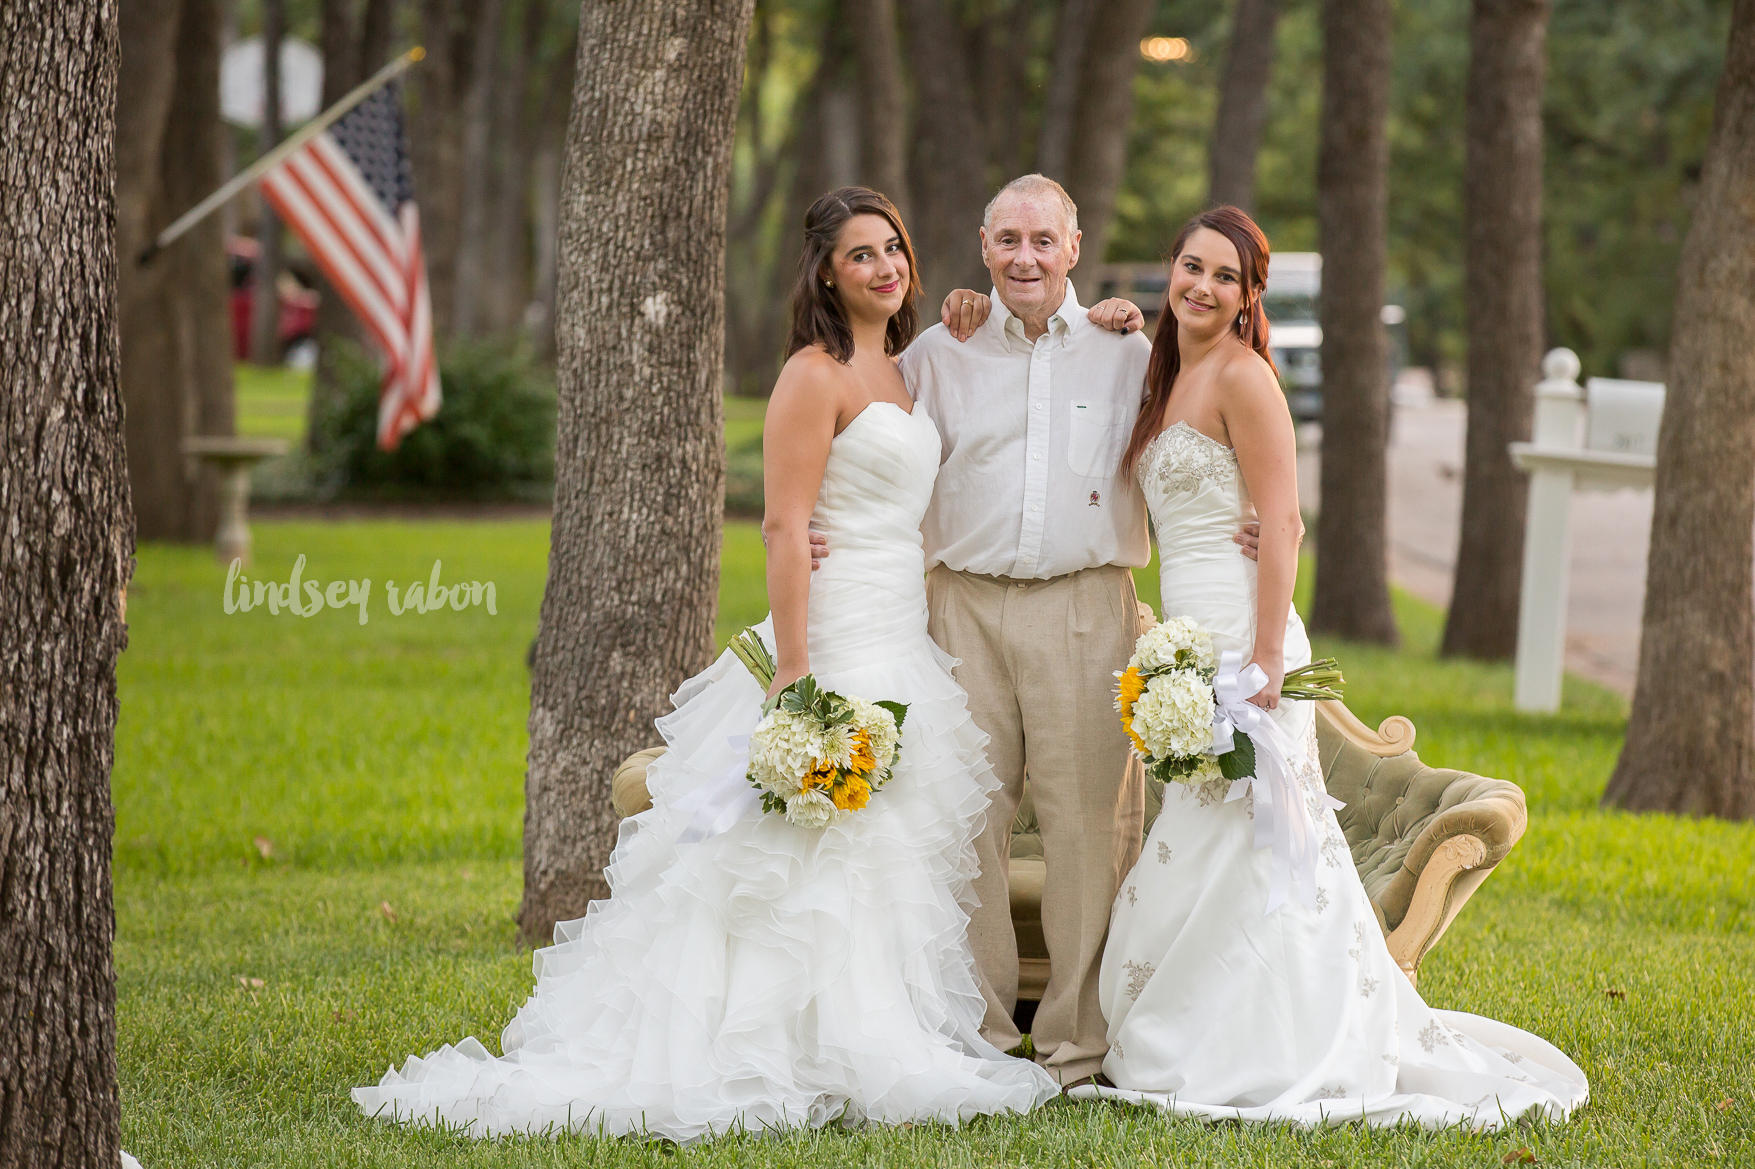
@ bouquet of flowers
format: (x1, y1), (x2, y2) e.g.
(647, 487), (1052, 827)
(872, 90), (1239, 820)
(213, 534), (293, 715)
(1114, 616), (1345, 785)
(726, 628), (908, 829)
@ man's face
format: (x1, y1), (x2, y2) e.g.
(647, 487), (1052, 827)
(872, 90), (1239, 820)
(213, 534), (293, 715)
(980, 195), (1081, 323)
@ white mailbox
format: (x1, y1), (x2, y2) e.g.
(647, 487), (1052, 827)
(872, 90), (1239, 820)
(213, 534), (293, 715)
(1585, 378), (1665, 457)
(1508, 351), (1660, 711)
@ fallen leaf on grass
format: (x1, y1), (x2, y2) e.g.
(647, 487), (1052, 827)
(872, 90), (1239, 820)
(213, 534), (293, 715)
(236, 976), (265, 989)
(1604, 987), (1628, 1000)
(1503, 1149), (1537, 1165)
(460, 868), (473, 881)
(1718, 1098), (1735, 1112)
(253, 836), (274, 860)
(380, 901), (398, 923)
(332, 1009), (356, 1023)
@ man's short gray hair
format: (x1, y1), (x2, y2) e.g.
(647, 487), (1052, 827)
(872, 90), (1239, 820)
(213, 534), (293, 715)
(982, 174), (1079, 235)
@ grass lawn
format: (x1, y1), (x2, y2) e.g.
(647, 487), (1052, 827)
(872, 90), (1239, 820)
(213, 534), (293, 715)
(117, 520), (1754, 1166)
(235, 363), (314, 444)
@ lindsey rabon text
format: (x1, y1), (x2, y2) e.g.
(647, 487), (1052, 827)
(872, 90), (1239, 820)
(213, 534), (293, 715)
(223, 556), (497, 625)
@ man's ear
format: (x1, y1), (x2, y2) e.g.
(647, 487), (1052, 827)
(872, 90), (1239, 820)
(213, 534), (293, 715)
(1067, 228), (1083, 270)
(978, 225), (989, 259)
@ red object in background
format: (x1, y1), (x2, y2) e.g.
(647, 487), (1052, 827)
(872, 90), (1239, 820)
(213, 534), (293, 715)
(227, 236), (320, 360)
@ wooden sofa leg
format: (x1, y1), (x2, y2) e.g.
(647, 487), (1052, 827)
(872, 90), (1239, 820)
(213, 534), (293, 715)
(1384, 834), (1491, 987)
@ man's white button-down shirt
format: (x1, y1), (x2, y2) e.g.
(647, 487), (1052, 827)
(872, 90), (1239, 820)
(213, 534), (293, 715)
(900, 281), (1153, 580)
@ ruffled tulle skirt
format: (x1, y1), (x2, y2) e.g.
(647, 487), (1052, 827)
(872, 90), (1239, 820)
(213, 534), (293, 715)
(353, 617), (1058, 1142)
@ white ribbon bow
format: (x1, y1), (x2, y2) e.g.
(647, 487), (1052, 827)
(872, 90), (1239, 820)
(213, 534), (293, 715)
(1209, 650), (1345, 914)
(671, 734), (761, 844)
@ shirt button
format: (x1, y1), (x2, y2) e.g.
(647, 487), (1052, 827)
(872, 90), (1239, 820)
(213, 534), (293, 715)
(1035, 403), (1044, 410)
(1016, 582), (1026, 589)
(1032, 453), (1041, 461)
(1031, 505), (1040, 512)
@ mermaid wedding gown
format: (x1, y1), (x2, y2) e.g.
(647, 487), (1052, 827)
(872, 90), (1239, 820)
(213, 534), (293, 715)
(354, 402), (1058, 1141)
(1074, 422), (1589, 1128)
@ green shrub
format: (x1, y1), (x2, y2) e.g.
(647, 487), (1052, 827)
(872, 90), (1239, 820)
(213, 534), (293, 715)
(313, 339), (555, 500)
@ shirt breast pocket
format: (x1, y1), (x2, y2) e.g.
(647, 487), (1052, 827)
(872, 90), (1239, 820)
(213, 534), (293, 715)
(1067, 400), (1126, 480)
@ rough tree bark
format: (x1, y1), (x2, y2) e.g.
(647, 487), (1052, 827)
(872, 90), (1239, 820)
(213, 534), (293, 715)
(900, 0), (990, 308)
(1440, 0), (1549, 661)
(0, 1), (133, 1164)
(1208, 0), (1281, 213)
(519, 0), (754, 943)
(1037, 0), (1097, 183)
(1602, 0), (1755, 821)
(1310, 0), (1400, 645)
(249, 0), (287, 364)
(1062, 0), (1155, 265)
(116, 0), (232, 540)
(846, 0), (908, 209)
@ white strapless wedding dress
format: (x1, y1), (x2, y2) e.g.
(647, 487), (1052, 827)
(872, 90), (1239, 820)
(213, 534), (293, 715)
(1075, 422), (1589, 1128)
(354, 402), (1057, 1141)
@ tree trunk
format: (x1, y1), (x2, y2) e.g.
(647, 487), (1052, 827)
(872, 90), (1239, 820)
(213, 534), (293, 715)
(900, 0), (990, 308)
(1063, 0), (1154, 266)
(250, 0), (287, 364)
(451, 0), (505, 338)
(846, 0), (907, 210)
(1440, 0), (1549, 661)
(0, 1), (132, 1165)
(116, 0), (232, 540)
(519, 0), (753, 943)
(413, 0), (486, 339)
(482, 0), (548, 336)
(1310, 0), (1399, 645)
(1603, 0), (1755, 821)
(1208, 0), (1281, 213)
(1037, 0), (1096, 183)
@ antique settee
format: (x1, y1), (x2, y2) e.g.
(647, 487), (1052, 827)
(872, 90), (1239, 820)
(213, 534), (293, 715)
(610, 698), (1527, 992)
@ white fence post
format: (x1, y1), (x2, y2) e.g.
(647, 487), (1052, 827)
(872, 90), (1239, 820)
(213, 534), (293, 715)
(1512, 349), (1584, 712)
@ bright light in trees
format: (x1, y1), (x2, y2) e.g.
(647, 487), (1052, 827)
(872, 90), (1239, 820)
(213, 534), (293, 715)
(1140, 37), (1191, 63)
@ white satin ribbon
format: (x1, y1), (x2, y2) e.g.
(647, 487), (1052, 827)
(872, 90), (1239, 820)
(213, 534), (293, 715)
(1209, 651), (1345, 914)
(672, 734), (760, 844)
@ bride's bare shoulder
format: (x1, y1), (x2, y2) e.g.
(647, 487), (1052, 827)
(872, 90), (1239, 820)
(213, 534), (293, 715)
(1215, 343), (1287, 414)
(770, 345), (851, 425)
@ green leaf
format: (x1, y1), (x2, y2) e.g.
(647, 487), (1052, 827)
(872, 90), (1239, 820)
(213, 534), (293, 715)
(1218, 734), (1257, 781)
(875, 700), (909, 730)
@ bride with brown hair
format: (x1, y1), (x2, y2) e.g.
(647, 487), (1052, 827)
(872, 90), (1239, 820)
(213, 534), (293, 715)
(1069, 205), (1589, 1127)
(352, 188), (1057, 1142)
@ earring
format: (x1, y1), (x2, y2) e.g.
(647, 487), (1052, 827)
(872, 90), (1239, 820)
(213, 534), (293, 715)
(825, 279), (835, 288)
(1238, 311), (1249, 329)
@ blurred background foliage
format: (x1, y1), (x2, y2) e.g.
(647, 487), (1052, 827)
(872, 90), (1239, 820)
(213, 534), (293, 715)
(222, 0), (1731, 472)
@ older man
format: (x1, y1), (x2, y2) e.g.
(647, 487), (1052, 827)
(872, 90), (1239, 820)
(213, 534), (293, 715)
(898, 174), (1150, 1088)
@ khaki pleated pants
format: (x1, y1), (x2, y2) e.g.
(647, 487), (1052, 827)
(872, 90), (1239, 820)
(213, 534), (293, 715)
(926, 564), (1146, 1084)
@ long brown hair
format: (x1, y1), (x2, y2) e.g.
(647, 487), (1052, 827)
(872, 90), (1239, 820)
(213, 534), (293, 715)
(1122, 205), (1279, 474)
(785, 187), (921, 364)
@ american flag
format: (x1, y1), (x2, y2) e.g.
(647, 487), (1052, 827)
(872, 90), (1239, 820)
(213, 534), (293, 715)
(259, 81), (439, 450)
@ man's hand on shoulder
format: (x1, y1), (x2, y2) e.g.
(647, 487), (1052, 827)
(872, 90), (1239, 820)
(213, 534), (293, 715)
(1087, 298), (1145, 335)
(940, 289), (992, 342)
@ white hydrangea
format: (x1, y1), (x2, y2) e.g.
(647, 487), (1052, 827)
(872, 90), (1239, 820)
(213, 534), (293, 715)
(1131, 669), (1216, 760)
(785, 787), (840, 829)
(1177, 753), (1226, 786)
(747, 709), (823, 798)
(1130, 615), (1217, 675)
(846, 697), (901, 768)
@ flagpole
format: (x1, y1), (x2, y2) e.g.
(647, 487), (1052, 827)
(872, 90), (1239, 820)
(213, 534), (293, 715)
(138, 46), (427, 266)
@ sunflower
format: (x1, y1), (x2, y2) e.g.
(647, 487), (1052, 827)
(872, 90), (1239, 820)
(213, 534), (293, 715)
(846, 729), (879, 776)
(1115, 666), (1149, 754)
(804, 755), (838, 791)
(831, 771), (872, 811)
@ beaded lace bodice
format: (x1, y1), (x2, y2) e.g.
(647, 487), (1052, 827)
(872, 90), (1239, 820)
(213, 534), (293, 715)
(1137, 421), (1240, 501)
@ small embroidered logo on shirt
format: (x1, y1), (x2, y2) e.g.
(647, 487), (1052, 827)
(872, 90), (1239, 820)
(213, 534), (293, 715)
(1089, 490), (1101, 507)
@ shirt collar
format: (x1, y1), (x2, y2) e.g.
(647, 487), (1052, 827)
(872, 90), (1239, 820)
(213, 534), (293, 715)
(988, 280), (1083, 347)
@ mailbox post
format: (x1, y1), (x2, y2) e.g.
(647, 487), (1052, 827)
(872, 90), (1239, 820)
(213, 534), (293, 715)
(1508, 349), (1661, 711)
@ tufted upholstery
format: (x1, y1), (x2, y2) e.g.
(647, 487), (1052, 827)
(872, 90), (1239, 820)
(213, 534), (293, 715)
(610, 700), (1525, 991)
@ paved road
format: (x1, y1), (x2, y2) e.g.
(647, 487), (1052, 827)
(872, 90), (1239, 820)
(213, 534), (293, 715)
(1297, 391), (1651, 695)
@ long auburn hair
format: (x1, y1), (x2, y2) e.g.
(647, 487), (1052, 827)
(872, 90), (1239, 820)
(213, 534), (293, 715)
(1122, 205), (1279, 474)
(785, 187), (921, 364)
